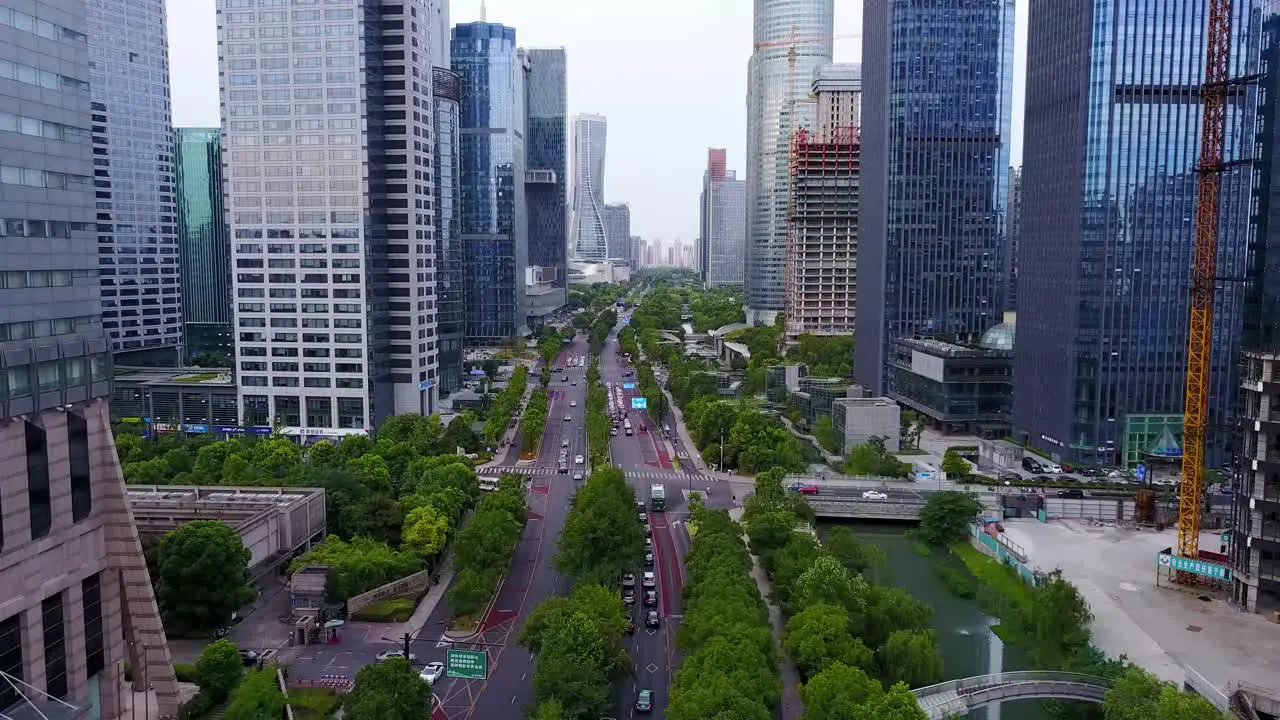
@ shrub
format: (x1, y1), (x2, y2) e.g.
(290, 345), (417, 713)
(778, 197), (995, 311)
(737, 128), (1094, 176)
(174, 663), (199, 683)
(351, 597), (417, 623)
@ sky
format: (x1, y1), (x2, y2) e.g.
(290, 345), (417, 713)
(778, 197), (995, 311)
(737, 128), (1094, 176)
(165, 0), (1029, 242)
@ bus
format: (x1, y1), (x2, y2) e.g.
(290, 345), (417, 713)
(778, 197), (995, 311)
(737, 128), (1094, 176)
(477, 476), (500, 493)
(650, 484), (666, 512)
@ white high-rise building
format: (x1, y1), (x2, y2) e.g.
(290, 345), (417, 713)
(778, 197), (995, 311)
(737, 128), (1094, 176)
(218, 0), (442, 435)
(570, 113), (608, 260)
(745, 0), (834, 324)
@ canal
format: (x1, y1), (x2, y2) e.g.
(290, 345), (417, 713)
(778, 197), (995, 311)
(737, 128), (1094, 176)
(822, 521), (1052, 720)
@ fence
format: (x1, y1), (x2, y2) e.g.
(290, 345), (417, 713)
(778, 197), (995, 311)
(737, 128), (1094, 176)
(969, 524), (1038, 585)
(346, 568), (432, 617)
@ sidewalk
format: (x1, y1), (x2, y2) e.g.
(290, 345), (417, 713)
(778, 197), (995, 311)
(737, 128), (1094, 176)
(730, 508), (804, 720)
(398, 545), (456, 639)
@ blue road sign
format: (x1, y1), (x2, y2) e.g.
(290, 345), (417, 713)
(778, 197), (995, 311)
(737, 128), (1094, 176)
(631, 397), (648, 410)
(1135, 463), (1148, 483)
(1158, 552), (1231, 581)
(623, 382), (636, 389)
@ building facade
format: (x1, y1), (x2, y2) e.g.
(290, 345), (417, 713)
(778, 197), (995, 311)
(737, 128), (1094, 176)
(784, 64), (861, 339)
(699, 148), (746, 288)
(1232, 0), (1280, 614)
(175, 128), (232, 358)
(1006, 166), (1021, 312)
(433, 67), (464, 396)
(88, 0), (181, 364)
(745, 0), (834, 324)
(453, 22), (528, 343)
(889, 323), (1014, 439)
(220, 0), (442, 433)
(1014, 0), (1256, 466)
(523, 47), (568, 299)
(603, 202), (631, 263)
(1, 1), (177, 715)
(570, 113), (608, 260)
(856, 0), (1016, 395)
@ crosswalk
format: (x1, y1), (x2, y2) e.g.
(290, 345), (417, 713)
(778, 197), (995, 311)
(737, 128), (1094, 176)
(480, 466), (695, 482)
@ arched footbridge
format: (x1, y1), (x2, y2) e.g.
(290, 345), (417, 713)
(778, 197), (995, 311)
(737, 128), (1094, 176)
(912, 671), (1111, 719)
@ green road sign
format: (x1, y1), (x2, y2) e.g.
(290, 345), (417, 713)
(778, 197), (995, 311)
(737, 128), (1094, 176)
(446, 649), (488, 680)
(1158, 552), (1232, 581)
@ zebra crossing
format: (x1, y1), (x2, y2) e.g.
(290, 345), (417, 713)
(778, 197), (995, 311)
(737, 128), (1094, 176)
(480, 466), (695, 482)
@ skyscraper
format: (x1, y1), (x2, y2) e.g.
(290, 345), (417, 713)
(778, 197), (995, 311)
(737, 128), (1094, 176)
(699, 148), (746, 288)
(433, 67), (464, 395)
(1014, 0), (1255, 466)
(856, 0), (1015, 394)
(524, 47), (569, 299)
(88, 0), (181, 364)
(220, 0), (442, 433)
(603, 202), (631, 263)
(745, 0), (834, 325)
(1006, 166), (1021, 312)
(0, 0), (178, 715)
(784, 64), (860, 339)
(454, 22), (528, 342)
(175, 128), (232, 358)
(570, 113), (608, 260)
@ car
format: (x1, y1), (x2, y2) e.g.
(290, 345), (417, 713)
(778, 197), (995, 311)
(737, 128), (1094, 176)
(1021, 457), (1042, 472)
(624, 370), (634, 377)
(376, 649), (417, 663)
(570, 400), (577, 407)
(239, 649), (260, 667)
(644, 523), (652, 536)
(561, 439), (569, 448)
(611, 428), (617, 436)
(643, 590), (658, 607)
(561, 376), (569, 382)
(644, 552), (654, 567)
(573, 471), (584, 481)
(794, 484), (819, 495)
(640, 424), (647, 431)
(419, 661), (445, 685)
(644, 537), (652, 551)
(621, 572), (636, 587)
(645, 610), (661, 628)
(1043, 462), (1063, 474)
(563, 414), (572, 421)
(635, 689), (654, 713)
(574, 454), (584, 465)
(1057, 489), (1085, 498)
(558, 465), (568, 474)
(638, 511), (648, 523)
(636, 501), (646, 512)
(998, 472), (1022, 482)
(570, 381), (577, 386)
(622, 589), (636, 605)
(625, 619), (636, 634)
(642, 571), (656, 588)
(861, 490), (888, 500)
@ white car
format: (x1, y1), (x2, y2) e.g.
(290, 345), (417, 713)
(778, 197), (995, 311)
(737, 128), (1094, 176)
(570, 400), (577, 407)
(376, 649), (417, 663)
(420, 661), (445, 684)
(861, 490), (888, 500)
(1044, 463), (1062, 474)
(575, 454), (584, 465)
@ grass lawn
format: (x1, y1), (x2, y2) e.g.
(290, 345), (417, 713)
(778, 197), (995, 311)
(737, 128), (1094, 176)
(288, 687), (341, 718)
(350, 597), (417, 623)
(949, 541), (1034, 609)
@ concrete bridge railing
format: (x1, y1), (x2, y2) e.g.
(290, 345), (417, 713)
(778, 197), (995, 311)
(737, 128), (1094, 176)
(807, 499), (925, 520)
(913, 671), (1111, 719)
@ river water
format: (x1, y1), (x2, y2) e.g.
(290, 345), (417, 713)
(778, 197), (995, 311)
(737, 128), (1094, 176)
(822, 522), (1052, 720)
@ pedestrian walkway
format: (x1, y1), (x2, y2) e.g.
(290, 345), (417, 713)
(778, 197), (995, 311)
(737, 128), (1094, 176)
(399, 551), (455, 638)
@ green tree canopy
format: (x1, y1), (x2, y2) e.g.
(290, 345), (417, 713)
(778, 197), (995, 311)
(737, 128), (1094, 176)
(288, 535), (420, 601)
(401, 504), (449, 558)
(224, 665), (286, 719)
(916, 491), (982, 546)
(877, 629), (944, 688)
(555, 467), (645, 584)
(784, 603), (875, 679)
(345, 658), (432, 720)
(156, 520), (252, 635)
(194, 639), (243, 702)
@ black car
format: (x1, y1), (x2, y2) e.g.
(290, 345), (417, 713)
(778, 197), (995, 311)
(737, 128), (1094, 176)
(645, 610), (660, 628)
(1057, 489), (1085, 498)
(998, 472), (1021, 482)
(1021, 457), (1043, 472)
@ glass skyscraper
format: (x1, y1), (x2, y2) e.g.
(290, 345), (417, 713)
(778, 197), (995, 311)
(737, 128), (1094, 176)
(1014, 0), (1257, 466)
(175, 128), (232, 358)
(745, 0), (833, 324)
(700, 149), (746, 288)
(453, 22), (528, 343)
(570, 113), (608, 261)
(855, 0), (1015, 395)
(524, 47), (568, 296)
(603, 202), (631, 262)
(434, 67), (464, 396)
(88, 0), (182, 363)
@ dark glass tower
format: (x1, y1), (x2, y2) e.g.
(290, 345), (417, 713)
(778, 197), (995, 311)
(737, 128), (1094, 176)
(434, 68), (464, 395)
(523, 47), (568, 293)
(1014, 0), (1257, 466)
(175, 128), (231, 358)
(856, 0), (1016, 395)
(452, 22), (527, 343)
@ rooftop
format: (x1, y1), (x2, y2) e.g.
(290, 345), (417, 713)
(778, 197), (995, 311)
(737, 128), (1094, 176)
(114, 366), (235, 386)
(127, 486), (324, 535)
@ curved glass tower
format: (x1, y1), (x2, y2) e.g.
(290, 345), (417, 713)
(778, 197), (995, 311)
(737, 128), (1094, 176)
(570, 113), (608, 260)
(745, 0), (834, 323)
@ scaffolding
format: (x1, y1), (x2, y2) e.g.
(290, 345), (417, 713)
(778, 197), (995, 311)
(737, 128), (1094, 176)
(785, 126), (860, 339)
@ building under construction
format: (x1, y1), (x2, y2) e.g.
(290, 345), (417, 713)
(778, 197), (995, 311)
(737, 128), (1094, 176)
(785, 63), (860, 340)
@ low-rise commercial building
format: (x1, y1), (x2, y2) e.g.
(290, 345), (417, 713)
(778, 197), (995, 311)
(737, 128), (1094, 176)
(832, 397), (901, 453)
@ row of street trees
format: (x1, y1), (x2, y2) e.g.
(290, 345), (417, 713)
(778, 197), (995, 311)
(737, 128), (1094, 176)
(482, 365), (529, 445)
(519, 466), (644, 718)
(521, 386), (550, 454)
(746, 469), (936, 718)
(587, 307), (618, 354)
(445, 473), (529, 619)
(584, 360), (611, 469)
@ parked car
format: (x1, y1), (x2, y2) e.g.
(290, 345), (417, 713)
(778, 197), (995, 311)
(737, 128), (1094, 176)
(561, 439), (569, 447)
(621, 572), (636, 587)
(642, 571), (656, 588)
(644, 552), (654, 567)
(1021, 457), (1042, 472)
(623, 589), (636, 605)
(638, 511), (648, 523)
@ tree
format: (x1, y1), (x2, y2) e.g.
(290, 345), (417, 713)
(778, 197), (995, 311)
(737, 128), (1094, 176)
(194, 639), (243, 702)
(916, 491), (982, 546)
(401, 504), (449, 558)
(784, 603), (874, 678)
(1103, 666), (1231, 720)
(813, 416), (843, 454)
(1011, 570), (1093, 669)
(940, 449), (970, 478)
(288, 535), (420, 601)
(345, 658), (432, 720)
(344, 493), (405, 546)
(899, 410), (926, 450)
(793, 554), (870, 614)
(824, 526), (884, 575)
(555, 467), (645, 584)
(224, 665), (285, 719)
(156, 520), (252, 635)
(801, 662), (882, 720)
(877, 629), (943, 688)
(348, 454), (394, 494)
(850, 682), (929, 720)
(447, 567), (495, 618)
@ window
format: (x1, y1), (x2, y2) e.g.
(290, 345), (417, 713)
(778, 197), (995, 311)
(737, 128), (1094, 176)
(42, 592), (67, 699)
(26, 422), (50, 539)
(0, 615), (21, 710)
(82, 574), (104, 677)
(68, 413), (91, 522)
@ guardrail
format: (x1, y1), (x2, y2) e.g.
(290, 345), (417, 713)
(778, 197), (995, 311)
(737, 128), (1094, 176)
(346, 568), (432, 617)
(807, 498), (926, 520)
(913, 671), (1111, 718)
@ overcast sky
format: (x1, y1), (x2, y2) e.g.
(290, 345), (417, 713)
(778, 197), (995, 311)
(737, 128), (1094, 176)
(165, 0), (1029, 241)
